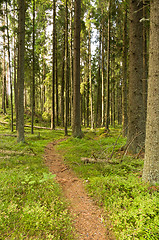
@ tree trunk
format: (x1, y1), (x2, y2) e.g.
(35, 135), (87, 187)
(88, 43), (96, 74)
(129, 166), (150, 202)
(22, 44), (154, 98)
(65, 0), (69, 136)
(51, 0), (56, 130)
(142, 0), (159, 184)
(106, 0), (111, 130)
(2, 9), (6, 114)
(61, 31), (65, 127)
(101, 12), (105, 127)
(127, 0), (145, 154)
(86, 65), (89, 127)
(110, 61), (115, 128)
(55, 32), (59, 126)
(96, 28), (102, 127)
(142, 0), (148, 120)
(31, 0), (35, 134)
(6, 2), (13, 132)
(122, 4), (128, 136)
(88, 22), (94, 129)
(24, 87), (27, 109)
(6, 66), (9, 109)
(17, 0), (25, 142)
(72, 0), (82, 138)
(69, 0), (73, 127)
(41, 55), (46, 113)
(13, 0), (18, 130)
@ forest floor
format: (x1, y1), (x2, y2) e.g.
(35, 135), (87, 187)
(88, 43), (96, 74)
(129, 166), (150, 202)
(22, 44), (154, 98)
(44, 139), (115, 240)
(1, 114), (158, 239)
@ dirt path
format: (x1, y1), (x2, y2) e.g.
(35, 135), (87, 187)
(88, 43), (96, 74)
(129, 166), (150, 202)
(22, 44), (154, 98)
(44, 140), (115, 240)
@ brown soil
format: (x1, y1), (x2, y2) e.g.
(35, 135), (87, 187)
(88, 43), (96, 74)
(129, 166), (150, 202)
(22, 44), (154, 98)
(44, 140), (115, 240)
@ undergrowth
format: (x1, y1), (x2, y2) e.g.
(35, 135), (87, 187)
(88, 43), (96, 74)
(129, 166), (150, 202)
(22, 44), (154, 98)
(0, 121), (74, 240)
(1, 113), (158, 240)
(57, 127), (159, 240)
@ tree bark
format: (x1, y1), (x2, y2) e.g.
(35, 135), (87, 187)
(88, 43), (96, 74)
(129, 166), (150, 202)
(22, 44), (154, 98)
(55, 32), (59, 126)
(142, 0), (148, 120)
(2, 8), (6, 114)
(127, 0), (145, 154)
(101, 11), (105, 127)
(51, 0), (56, 130)
(2, 51), (6, 115)
(72, 0), (83, 138)
(86, 64), (89, 127)
(122, 4), (128, 137)
(31, 0), (35, 134)
(142, 0), (159, 184)
(61, 30), (65, 127)
(106, 0), (111, 130)
(96, 28), (102, 127)
(69, 0), (73, 127)
(6, 2), (13, 132)
(65, 0), (69, 136)
(13, 0), (18, 130)
(17, 0), (25, 142)
(88, 21), (94, 129)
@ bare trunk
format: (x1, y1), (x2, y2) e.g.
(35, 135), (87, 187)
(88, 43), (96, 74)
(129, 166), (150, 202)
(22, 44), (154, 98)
(127, 0), (145, 154)
(96, 29), (102, 127)
(6, 2), (13, 131)
(142, 0), (148, 120)
(106, 0), (111, 130)
(65, 0), (69, 136)
(69, 0), (73, 126)
(55, 32), (59, 126)
(31, 0), (35, 134)
(17, 0), (25, 142)
(61, 31), (65, 127)
(2, 9), (6, 114)
(86, 68), (89, 127)
(72, 0), (82, 138)
(13, 0), (18, 130)
(122, 5), (128, 136)
(101, 13), (105, 127)
(88, 22), (94, 129)
(142, 0), (159, 184)
(51, 0), (56, 130)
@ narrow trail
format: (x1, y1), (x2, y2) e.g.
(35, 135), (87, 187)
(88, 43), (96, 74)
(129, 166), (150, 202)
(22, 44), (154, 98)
(44, 140), (115, 240)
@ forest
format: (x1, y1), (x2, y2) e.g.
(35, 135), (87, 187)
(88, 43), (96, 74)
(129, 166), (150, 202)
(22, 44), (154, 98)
(0, 0), (159, 239)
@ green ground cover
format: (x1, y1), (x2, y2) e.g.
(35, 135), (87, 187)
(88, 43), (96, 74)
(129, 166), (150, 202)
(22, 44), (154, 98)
(0, 120), (74, 239)
(0, 113), (158, 240)
(57, 128), (159, 240)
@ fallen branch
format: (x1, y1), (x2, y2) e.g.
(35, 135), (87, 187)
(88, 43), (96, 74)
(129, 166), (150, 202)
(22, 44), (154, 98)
(81, 157), (98, 164)
(0, 121), (51, 130)
(0, 149), (35, 156)
(0, 121), (71, 132)
(24, 125), (51, 130)
(0, 134), (17, 137)
(0, 156), (10, 159)
(124, 131), (143, 156)
(81, 157), (109, 164)
(135, 145), (145, 159)
(0, 121), (9, 125)
(109, 131), (122, 160)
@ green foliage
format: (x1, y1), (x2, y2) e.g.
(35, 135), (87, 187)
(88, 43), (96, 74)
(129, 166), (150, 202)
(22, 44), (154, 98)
(0, 124), (74, 240)
(42, 111), (51, 122)
(1, 110), (158, 240)
(57, 129), (159, 240)
(88, 176), (158, 239)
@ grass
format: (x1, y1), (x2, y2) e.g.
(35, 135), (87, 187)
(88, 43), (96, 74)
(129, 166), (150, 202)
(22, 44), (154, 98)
(57, 127), (159, 240)
(0, 118), (74, 239)
(1, 113), (159, 240)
